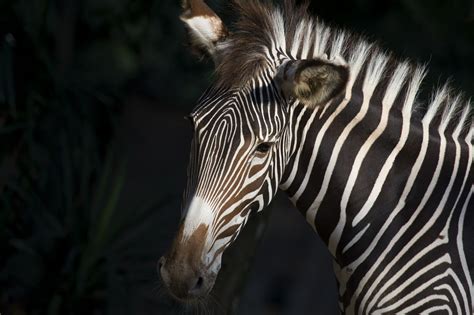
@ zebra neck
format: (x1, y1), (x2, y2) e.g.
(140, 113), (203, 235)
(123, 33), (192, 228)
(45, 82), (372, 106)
(279, 90), (474, 312)
(280, 93), (419, 245)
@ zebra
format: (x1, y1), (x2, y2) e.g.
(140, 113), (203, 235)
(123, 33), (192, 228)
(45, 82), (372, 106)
(159, 0), (474, 313)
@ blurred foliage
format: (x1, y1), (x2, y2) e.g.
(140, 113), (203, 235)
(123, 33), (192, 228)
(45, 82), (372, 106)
(0, 0), (184, 314)
(0, 0), (473, 314)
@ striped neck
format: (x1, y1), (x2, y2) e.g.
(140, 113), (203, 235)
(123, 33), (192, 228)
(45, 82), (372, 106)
(279, 64), (473, 313)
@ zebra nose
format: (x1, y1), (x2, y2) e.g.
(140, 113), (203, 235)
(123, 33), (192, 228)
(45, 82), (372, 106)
(158, 256), (168, 283)
(172, 273), (208, 299)
(158, 256), (209, 300)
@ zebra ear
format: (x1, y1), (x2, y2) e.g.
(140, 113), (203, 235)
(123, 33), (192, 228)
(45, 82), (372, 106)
(278, 57), (349, 108)
(180, 0), (228, 60)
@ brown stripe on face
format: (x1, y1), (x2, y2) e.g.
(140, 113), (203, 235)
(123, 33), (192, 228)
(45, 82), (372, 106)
(215, 224), (240, 241)
(192, 130), (253, 208)
(167, 223), (209, 269)
(220, 169), (266, 212)
(208, 243), (228, 268)
(210, 174), (266, 242)
(198, 139), (254, 226)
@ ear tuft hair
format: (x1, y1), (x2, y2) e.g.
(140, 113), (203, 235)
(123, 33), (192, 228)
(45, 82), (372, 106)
(279, 58), (349, 108)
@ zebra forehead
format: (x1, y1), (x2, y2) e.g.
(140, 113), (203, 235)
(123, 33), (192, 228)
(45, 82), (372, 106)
(190, 91), (288, 140)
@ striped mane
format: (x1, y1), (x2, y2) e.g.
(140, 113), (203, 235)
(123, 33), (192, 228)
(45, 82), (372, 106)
(215, 0), (474, 141)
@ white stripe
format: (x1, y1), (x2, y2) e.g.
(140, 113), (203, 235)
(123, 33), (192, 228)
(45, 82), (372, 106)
(374, 254), (451, 313)
(357, 110), (465, 313)
(280, 107), (317, 189)
(329, 31), (346, 59)
(366, 220), (449, 312)
(309, 54), (388, 255)
(329, 62), (408, 254)
(344, 116), (438, 311)
(421, 305), (453, 315)
(396, 295), (450, 314)
(342, 223), (370, 254)
(290, 42), (370, 218)
(300, 19), (314, 58)
(352, 67), (426, 226)
(291, 21), (306, 57)
(434, 284), (462, 315)
(457, 186), (474, 312)
(312, 22), (330, 56)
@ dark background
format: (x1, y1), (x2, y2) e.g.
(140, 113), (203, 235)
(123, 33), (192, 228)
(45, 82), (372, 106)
(1, 0), (473, 314)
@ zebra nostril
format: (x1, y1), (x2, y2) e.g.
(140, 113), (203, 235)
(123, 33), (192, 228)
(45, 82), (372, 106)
(196, 276), (203, 289)
(189, 276), (204, 294)
(157, 257), (165, 275)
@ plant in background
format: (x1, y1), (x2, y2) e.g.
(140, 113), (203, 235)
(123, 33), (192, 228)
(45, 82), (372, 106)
(0, 24), (124, 312)
(0, 1), (173, 314)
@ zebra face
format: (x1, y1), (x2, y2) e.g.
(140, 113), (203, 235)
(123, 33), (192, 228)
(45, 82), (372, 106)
(159, 0), (349, 301)
(160, 76), (347, 302)
(159, 85), (291, 300)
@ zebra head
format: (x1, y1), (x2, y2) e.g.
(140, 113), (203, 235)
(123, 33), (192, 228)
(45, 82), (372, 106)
(159, 0), (349, 301)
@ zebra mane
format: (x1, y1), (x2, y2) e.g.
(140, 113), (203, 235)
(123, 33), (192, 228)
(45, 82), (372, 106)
(215, 0), (474, 139)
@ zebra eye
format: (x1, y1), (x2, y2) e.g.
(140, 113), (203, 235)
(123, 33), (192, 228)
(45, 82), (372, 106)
(255, 142), (272, 154)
